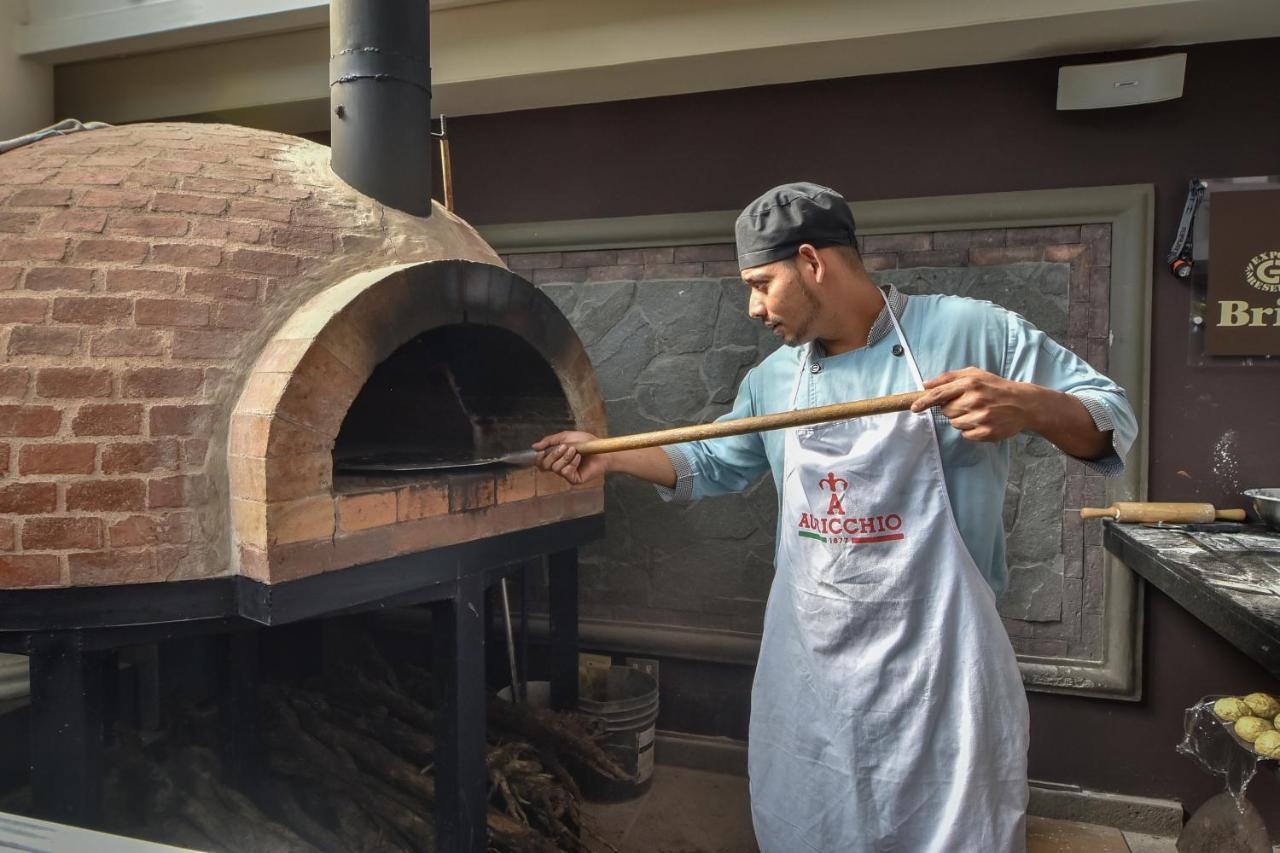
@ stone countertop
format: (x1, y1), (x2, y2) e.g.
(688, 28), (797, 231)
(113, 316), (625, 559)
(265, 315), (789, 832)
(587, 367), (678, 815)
(1104, 521), (1280, 680)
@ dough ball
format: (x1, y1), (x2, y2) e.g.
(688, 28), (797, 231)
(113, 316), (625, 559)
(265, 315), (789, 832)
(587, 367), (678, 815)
(1254, 730), (1280, 759)
(1213, 697), (1252, 721)
(1243, 693), (1280, 718)
(1235, 716), (1274, 743)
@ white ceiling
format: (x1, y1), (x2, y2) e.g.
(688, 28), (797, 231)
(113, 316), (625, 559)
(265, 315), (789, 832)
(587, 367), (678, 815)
(30, 0), (1280, 126)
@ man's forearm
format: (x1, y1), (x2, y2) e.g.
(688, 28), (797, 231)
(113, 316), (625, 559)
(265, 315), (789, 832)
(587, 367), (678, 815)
(603, 446), (678, 488)
(1024, 385), (1112, 461)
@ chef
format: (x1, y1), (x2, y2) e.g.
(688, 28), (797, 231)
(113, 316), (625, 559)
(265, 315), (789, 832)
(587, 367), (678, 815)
(534, 182), (1137, 852)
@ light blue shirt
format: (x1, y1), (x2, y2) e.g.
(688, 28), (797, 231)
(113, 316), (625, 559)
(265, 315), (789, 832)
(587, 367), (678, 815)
(661, 290), (1138, 597)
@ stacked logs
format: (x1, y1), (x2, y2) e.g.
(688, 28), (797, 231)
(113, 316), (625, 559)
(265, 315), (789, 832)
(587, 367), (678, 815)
(46, 656), (630, 852)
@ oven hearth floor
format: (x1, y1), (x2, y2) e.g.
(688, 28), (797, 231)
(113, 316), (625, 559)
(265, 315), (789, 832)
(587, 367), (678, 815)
(579, 763), (1186, 852)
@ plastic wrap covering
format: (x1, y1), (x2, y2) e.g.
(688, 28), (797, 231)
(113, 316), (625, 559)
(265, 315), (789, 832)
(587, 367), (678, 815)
(1177, 697), (1268, 812)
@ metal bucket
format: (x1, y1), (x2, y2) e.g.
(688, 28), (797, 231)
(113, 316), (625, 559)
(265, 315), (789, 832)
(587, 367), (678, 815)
(578, 666), (659, 800)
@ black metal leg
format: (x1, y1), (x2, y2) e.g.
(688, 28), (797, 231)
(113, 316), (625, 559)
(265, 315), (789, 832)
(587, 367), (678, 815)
(547, 549), (579, 711)
(518, 561), (530, 703)
(432, 571), (487, 853)
(28, 632), (106, 827)
(217, 629), (260, 791)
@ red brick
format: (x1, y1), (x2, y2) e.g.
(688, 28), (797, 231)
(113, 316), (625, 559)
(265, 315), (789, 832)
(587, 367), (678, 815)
(0, 237), (68, 261)
(969, 246), (1043, 265)
(185, 272), (258, 301)
(508, 252), (562, 270)
(67, 549), (156, 585)
(270, 227), (333, 254)
(44, 210), (108, 233)
(123, 367), (203, 398)
(181, 438), (208, 468)
(90, 329), (164, 358)
(150, 243), (222, 268)
(34, 368), (112, 399)
(180, 176), (251, 194)
(213, 302), (262, 329)
(642, 263), (703, 280)
(23, 267), (93, 292)
(227, 198), (291, 224)
(864, 234), (932, 253)
(0, 443), (8, 476)
(0, 482), (57, 513)
(0, 368), (28, 399)
(899, 250), (968, 268)
(105, 268), (179, 294)
(226, 248), (297, 277)
(8, 327), (80, 356)
(75, 239), (149, 264)
(9, 188), (73, 207)
(192, 219), (261, 243)
(0, 211), (40, 233)
(19, 443), (96, 474)
(172, 329), (239, 359)
(0, 519), (12, 550)
(256, 184), (311, 201)
(0, 168), (54, 185)
(0, 267), (19, 290)
(51, 296), (131, 325)
(148, 159), (203, 175)
(135, 298), (208, 327)
(673, 244), (736, 263)
(72, 403), (142, 435)
(337, 491), (398, 533)
(109, 214), (190, 238)
(102, 440), (179, 474)
(67, 479), (146, 511)
(149, 404), (213, 436)
(152, 192), (228, 216)
(0, 297), (49, 323)
(79, 189), (151, 209)
(560, 250), (619, 268)
(83, 150), (147, 167)
(148, 475), (207, 508)
(129, 172), (177, 190)
(203, 164), (272, 182)
(703, 261), (741, 277)
(0, 554), (61, 587)
(109, 513), (190, 547)
(52, 167), (128, 185)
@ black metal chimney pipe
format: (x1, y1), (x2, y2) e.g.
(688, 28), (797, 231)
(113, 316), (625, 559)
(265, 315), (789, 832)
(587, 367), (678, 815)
(329, 0), (433, 217)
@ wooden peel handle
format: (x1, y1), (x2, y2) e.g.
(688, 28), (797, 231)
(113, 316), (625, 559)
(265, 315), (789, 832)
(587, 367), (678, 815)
(1081, 502), (1248, 523)
(573, 390), (926, 456)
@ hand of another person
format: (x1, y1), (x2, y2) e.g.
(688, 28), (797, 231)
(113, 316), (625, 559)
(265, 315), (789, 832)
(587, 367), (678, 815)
(532, 431), (608, 485)
(909, 366), (1034, 443)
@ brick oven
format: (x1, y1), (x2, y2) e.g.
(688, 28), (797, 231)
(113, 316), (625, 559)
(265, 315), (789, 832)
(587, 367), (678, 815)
(0, 2), (606, 849)
(0, 124), (604, 589)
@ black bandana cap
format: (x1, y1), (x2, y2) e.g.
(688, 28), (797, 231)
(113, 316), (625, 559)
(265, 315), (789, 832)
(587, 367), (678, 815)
(735, 182), (857, 271)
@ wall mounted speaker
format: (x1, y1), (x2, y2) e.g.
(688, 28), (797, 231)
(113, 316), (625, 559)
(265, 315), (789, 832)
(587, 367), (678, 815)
(1056, 53), (1186, 110)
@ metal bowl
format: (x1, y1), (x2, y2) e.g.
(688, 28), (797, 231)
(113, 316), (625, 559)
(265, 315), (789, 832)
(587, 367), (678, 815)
(1243, 489), (1280, 531)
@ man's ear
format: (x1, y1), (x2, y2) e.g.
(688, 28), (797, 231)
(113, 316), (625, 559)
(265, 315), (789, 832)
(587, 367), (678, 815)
(795, 244), (824, 282)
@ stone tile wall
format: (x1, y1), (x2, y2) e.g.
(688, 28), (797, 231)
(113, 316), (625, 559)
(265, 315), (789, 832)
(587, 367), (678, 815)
(512, 223), (1113, 662)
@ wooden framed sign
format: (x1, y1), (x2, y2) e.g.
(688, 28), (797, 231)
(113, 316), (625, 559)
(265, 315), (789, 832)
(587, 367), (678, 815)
(1201, 182), (1280, 356)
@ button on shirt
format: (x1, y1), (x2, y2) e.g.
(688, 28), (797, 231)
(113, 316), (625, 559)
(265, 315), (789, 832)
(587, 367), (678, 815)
(659, 286), (1138, 597)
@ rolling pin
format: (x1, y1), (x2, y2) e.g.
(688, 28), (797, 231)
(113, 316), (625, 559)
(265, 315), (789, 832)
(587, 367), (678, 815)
(1080, 502), (1247, 523)
(503, 389), (926, 465)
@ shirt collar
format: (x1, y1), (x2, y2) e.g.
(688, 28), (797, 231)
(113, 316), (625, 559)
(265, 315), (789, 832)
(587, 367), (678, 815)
(810, 284), (907, 357)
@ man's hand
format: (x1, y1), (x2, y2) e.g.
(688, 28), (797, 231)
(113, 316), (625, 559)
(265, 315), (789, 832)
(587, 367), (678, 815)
(909, 367), (1033, 442)
(533, 431), (609, 485)
(909, 366), (1113, 460)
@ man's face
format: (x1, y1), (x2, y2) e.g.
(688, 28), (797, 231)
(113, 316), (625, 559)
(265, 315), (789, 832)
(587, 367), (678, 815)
(741, 255), (822, 346)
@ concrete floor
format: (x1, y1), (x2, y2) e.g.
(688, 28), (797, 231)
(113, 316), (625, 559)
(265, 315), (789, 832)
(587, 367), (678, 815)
(580, 765), (1181, 853)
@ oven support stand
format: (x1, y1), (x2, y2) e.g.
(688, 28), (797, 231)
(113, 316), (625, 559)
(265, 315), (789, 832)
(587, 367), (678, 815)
(28, 631), (106, 827)
(548, 549), (579, 711)
(432, 569), (488, 853)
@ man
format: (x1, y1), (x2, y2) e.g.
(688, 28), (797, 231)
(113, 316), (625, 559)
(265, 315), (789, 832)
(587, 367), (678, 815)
(535, 182), (1137, 852)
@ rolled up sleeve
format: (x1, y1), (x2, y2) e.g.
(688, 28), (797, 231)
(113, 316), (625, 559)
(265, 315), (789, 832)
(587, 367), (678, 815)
(654, 370), (770, 503)
(1002, 311), (1138, 476)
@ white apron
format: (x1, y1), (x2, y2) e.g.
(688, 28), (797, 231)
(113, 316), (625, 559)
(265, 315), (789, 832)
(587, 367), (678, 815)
(748, 292), (1029, 852)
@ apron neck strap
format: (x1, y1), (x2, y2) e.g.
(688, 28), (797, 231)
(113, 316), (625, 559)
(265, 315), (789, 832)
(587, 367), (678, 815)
(879, 287), (926, 390)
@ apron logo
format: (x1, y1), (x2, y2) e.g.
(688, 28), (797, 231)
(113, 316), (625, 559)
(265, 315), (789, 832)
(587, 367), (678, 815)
(797, 472), (905, 545)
